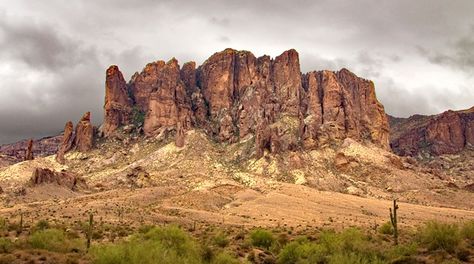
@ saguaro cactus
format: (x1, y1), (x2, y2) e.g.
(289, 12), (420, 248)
(87, 213), (94, 250)
(389, 199), (399, 245)
(18, 211), (24, 235)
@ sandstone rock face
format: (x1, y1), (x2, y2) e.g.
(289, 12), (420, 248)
(142, 59), (192, 136)
(74, 112), (94, 152)
(390, 107), (474, 156)
(103, 65), (132, 137)
(55, 112), (94, 164)
(102, 48), (390, 156)
(24, 139), (34, 161)
(30, 168), (83, 190)
(129, 61), (165, 112)
(301, 69), (389, 149)
(56, 121), (74, 164)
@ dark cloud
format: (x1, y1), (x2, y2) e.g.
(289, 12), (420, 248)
(1, 0), (474, 144)
(0, 16), (96, 71)
(419, 27), (474, 74)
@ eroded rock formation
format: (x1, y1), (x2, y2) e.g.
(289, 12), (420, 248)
(56, 121), (74, 164)
(103, 65), (132, 137)
(102, 48), (390, 157)
(55, 112), (94, 163)
(24, 139), (34, 161)
(390, 107), (474, 156)
(75, 112), (94, 152)
(30, 168), (83, 190)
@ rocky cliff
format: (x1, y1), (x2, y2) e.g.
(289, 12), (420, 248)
(102, 48), (389, 155)
(389, 107), (474, 156)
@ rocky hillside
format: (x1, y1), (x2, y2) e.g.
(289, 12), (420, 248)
(389, 107), (474, 156)
(0, 135), (62, 167)
(103, 48), (389, 157)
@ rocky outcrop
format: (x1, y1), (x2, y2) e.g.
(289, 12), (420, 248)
(75, 112), (94, 152)
(300, 69), (389, 149)
(55, 112), (94, 164)
(103, 65), (133, 137)
(390, 107), (474, 156)
(56, 121), (74, 164)
(24, 139), (34, 161)
(102, 48), (390, 157)
(143, 59), (192, 136)
(30, 168), (84, 190)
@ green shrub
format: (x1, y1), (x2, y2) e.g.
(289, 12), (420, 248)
(277, 230), (384, 264)
(131, 107), (145, 127)
(0, 238), (13, 253)
(318, 228), (369, 254)
(90, 225), (202, 264)
(0, 218), (6, 231)
(28, 228), (80, 253)
(213, 232), (230, 248)
(138, 224), (155, 234)
(277, 240), (326, 264)
(383, 243), (418, 262)
(211, 252), (240, 264)
(461, 220), (474, 243)
(142, 225), (200, 257)
(250, 229), (275, 249)
(418, 221), (461, 253)
(35, 219), (50, 231)
(379, 221), (393, 235)
(328, 252), (385, 264)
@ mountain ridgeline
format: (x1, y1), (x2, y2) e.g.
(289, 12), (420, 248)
(102, 48), (389, 156)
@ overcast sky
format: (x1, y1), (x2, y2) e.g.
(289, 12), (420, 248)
(0, 0), (473, 144)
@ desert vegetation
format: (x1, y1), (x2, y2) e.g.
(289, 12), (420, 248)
(0, 215), (473, 264)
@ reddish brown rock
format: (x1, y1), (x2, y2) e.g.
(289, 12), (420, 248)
(74, 112), (94, 152)
(180, 61), (197, 94)
(301, 69), (389, 149)
(56, 121), (74, 164)
(143, 59), (192, 136)
(24, 139), (34, 161)
(199, 49), (237, 116)
(130, 61), (165, 112)
(390, 107), (474, 156)
(101, 48), (390, 157)
(272, 49), (302, 116)
(103, 65), (132, 137)
(175, 121), (185, 147)
(30, 168), (83, 190)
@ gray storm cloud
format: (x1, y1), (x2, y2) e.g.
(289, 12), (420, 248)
(0, 0), (473, 144)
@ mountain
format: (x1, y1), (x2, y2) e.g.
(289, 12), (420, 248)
(389, 107), (474, 156)
(0, 48), (472, 208)
(102, 48), (389, 156)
